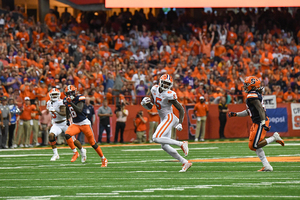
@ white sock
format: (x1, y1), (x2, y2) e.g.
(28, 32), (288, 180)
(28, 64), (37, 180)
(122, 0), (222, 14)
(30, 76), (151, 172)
(80, 148), (84, 154)
(161, 144), (187, 164)
(153, 137), (183, 147)
(72, 148), (77, 153)
(266, 136), (275, 144)
(256, 148), (270, 167)
(101, 156), (105, 159)
(52, 148), (58, 155)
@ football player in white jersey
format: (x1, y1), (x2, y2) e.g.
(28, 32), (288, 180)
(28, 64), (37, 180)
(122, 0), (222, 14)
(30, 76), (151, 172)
(47, 88), (87, 162)
(141, 74), (192, 172)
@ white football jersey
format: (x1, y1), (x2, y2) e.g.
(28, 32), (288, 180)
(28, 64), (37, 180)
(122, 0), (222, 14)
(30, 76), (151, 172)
(46, 99), (66, 123)
(151, 85), (177, 119)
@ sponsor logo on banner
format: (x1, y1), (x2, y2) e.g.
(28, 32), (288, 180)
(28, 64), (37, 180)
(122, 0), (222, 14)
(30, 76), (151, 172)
(291, 103), (300, 130)
(266, 108), (288, 132)
(263, 95), (277, 109)
(185, 105), (197, 139)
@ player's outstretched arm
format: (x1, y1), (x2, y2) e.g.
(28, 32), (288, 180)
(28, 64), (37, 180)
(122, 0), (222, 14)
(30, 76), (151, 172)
(228, 110), (249, 118)
(70, 101), (84, 113)
(170, 100), (185, 124)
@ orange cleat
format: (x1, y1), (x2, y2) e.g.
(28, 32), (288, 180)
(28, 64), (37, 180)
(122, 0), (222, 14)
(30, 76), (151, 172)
(101, 158), (108, 167)
(71, 151), (79, 162)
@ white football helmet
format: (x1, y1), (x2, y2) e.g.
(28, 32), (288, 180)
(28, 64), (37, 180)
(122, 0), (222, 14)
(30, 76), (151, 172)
(159, 74), (173, 91)
(49, 88), (60, 102)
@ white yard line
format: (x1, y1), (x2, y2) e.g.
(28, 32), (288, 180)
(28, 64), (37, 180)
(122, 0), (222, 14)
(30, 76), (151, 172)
(122, 147), (218, 151)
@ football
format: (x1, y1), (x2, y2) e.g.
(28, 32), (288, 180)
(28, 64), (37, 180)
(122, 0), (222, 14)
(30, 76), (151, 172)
(142, 97), (153, 109)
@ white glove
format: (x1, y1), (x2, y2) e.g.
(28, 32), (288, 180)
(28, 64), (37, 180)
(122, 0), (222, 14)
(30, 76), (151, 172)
(175, 123), (183, 131)
(141, 97), (153, 110)
(141, 97), (151, 106)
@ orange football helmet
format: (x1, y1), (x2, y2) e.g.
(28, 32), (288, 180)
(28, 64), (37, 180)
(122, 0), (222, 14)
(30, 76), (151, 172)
(243, 76), (262, 93)
(65, 85), (77, 99)
(49, 88), (60, 102)
(159, 74), (173, 91)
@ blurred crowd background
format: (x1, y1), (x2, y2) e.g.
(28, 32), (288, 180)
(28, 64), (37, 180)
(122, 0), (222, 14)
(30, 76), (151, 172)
(0, 6), (299, 107)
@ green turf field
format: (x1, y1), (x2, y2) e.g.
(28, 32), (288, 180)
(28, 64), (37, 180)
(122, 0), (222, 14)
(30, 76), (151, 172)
(0, 140), (300, 199)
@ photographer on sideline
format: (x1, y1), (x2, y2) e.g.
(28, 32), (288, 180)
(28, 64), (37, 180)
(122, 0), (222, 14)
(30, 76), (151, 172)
(114, 103), (128, 143)
(133, 110), (147, 143)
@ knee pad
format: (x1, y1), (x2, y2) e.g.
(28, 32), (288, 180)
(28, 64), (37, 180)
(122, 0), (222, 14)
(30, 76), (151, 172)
(65, 134), (72, 140)
(92, 144), (98, 149)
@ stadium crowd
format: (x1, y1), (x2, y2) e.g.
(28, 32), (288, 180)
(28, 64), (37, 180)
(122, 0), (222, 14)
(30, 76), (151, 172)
(0, 7), (299, 106)
(0, 6), (299, 148)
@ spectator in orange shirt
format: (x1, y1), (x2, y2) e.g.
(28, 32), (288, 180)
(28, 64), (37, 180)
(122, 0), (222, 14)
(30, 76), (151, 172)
(283, 87), (297, 103)
(273, 85), (283, 103)
(14, 97), (36, 147)
(114, 31), (125, 51)
(260, 49), (273, 71)
(193, 96), (209, 142)
(213, 40), (226, 63)
(133, 110), (147, 143)
(199, 31), (214, 58)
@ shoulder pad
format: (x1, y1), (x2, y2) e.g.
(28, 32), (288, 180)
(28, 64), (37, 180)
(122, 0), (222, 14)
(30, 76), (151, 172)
(166, 90), (177, 100)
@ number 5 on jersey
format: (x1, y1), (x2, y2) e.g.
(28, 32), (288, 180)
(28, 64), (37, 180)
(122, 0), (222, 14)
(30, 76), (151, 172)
(155, 97), (162, 110)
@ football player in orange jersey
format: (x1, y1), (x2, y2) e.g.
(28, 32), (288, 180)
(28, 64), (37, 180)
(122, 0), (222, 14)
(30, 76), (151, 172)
(228, 76), (284, 172)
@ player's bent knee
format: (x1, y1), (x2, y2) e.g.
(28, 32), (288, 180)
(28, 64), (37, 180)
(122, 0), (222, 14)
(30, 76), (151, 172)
(65, 134), (72, 140)
(92, 144), (98, 149)
(49, 134), (56, 145)
(248, 143), (257, 151)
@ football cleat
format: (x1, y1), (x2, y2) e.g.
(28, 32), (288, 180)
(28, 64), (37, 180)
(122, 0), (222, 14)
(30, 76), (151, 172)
(257, 165), (273, 172)
(81, 149), (87, 163)
(71, 151), (79, 162)
(273, 132), (284, 146)
(179, 161), (192, 172)
(50, 154), (60, 161)
(101, 158), (108, 167)
(181, 141), (189, 157)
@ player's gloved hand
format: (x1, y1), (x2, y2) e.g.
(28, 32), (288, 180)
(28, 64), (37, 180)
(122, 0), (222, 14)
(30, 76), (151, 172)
(175, 123), (183, 131)
(228, 112), (237, 118)
(66, 96), (72, 103)
(66, 120), (70, 126)
(262, 124), (270, 131)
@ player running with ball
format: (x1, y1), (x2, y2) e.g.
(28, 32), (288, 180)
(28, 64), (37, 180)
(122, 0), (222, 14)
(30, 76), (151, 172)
(63, 85), (107, 167)
(141, 74), (191, 172)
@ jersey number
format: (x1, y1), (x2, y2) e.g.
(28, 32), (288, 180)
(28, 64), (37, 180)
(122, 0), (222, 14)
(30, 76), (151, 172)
(69, 107), (77, 118)
(51, 113), (56, 119)
(155, 97), (162, 110)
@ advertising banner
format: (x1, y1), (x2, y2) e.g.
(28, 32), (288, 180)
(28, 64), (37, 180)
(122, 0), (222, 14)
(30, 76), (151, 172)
(266, 108), (288, 132)
(291, 103), (300, 130)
